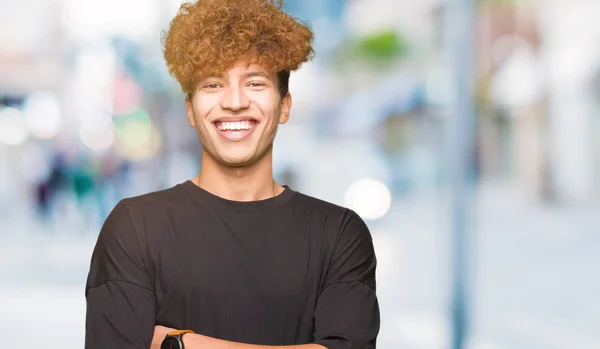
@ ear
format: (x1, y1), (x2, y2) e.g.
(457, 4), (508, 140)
(278, 92), (292, 124)
(185, 95), (196, 127)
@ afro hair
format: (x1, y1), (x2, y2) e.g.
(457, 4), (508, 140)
(161, 0), (315, 95)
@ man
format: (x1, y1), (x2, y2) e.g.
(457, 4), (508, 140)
(85, 0), (380, 348)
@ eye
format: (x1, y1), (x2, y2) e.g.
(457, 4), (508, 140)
(247, 82), (266, 88)
(203, 83), (221, 89)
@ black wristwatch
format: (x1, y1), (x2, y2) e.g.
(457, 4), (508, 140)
(161, 330), (194, 349)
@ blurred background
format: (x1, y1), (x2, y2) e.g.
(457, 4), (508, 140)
(1, 0), (599, 348)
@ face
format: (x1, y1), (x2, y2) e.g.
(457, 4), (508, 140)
(186, 62), (291, 168)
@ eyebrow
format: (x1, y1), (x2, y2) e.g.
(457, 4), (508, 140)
(203, 71), (271, 81)
(206, 73), (226, 79)
(241, 71), (270, 79)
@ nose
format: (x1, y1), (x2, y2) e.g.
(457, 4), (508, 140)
(219, 86), (250, 111)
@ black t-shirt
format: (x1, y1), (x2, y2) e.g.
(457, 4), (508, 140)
(85, 181), (379, 349)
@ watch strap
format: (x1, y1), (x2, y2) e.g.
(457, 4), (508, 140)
(166, 330), (195, 337)
(164, 329), (195, 349)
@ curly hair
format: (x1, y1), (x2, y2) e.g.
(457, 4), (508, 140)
(162, 0), (314, 96)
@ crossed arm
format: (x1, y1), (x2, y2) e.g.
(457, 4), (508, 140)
(150, 326), (326, 349)
(85, 277), (377, 349)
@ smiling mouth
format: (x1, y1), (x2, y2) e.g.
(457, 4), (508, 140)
(213, 119), (258, 142)
(214, 119), (257, 131)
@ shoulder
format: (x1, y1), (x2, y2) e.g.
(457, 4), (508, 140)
(291, 191), (368, 237)
(114, 182), (190, 219)
(292, 192), (376, 288)
(121, 183), (189, 209)
(292, 190), (340, 213)
(93, 184), (189, 264)
(103, 183), (191, 237)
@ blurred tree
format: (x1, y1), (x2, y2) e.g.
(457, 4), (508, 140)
(332, 29), (410, 71)
(354, 30), (408, 62)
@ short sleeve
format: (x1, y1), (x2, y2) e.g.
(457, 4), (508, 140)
(313, 210), (380, 349)
(85, 199), (156, 349)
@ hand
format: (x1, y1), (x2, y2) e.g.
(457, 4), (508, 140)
(150, 325), (176, 349)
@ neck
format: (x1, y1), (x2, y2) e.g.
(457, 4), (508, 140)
(193, 148), (283, 202)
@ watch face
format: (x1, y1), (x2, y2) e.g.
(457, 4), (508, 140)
(161, 336), (183, 349)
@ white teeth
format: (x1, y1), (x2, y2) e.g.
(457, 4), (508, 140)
(216, 120), (255, 131)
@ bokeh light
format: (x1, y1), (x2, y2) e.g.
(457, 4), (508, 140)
(114, 108), (160, 161)
(114, 108), (152, 147)
(79, 121), (116, 152)
(22, 92), (63, 139)
(344, 178), (392, 220)
(0, 107), (29, 146)
(114, 124), (162, 161)
(112, 74), (143, 115)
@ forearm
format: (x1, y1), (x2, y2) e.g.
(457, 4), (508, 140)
(183, 334), (326, 349)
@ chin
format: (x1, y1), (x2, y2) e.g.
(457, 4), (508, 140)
(216, 152), (260, 168)
(205, 143), (272, 168)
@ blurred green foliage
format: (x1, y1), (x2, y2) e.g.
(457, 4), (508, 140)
(332, 29), (409, 71)
(354, 30), (408, 61)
